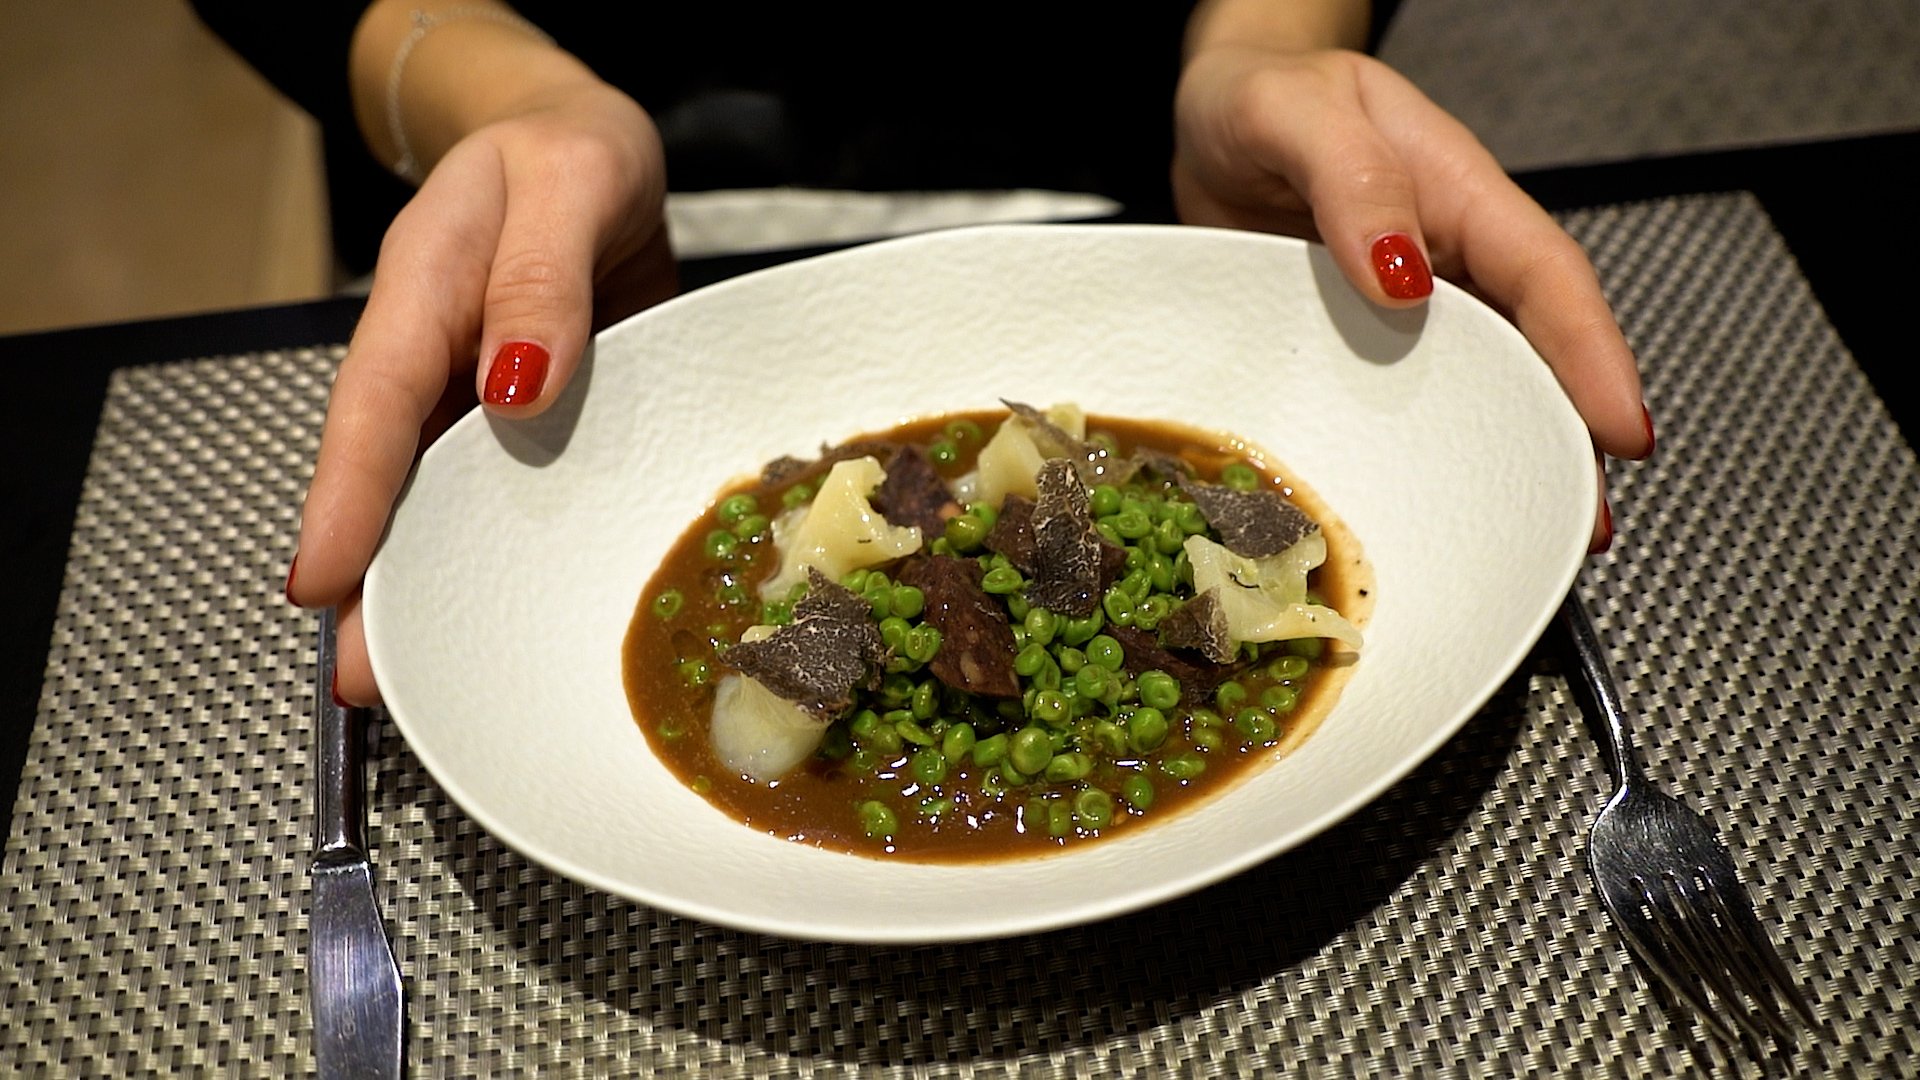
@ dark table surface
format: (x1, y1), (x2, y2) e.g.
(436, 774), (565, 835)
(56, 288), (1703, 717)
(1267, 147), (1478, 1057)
(4, 129), (1912, 848)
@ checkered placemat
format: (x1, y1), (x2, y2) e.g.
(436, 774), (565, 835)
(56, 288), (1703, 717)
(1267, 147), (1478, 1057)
(3, 193), (1914, 1076)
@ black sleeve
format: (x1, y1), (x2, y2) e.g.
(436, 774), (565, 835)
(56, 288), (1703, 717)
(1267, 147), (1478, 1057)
(1367, 0), (1403, 53)
(186, 1), (370, 136)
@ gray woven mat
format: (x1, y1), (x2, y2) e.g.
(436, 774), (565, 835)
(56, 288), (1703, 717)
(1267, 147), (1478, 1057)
(3, 193), (1915, 1077)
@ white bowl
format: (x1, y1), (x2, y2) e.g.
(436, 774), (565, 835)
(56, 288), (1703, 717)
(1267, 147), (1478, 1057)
(363, 223), (1594, 943)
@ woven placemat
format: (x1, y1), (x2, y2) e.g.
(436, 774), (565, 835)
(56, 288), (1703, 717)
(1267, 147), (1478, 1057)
(3, 193), (1915, 1077)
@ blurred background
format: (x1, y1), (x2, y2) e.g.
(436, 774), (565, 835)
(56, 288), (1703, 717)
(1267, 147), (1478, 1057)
(3, 0), (1917, 338)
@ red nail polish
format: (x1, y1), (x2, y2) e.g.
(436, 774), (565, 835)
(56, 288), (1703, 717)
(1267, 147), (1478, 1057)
(330, 669), (350, 709)
(1371, 233), (1432, 300)
(1589, 500), (1614, 554)
(1640, 404), (1657, 457)
(284, 554), (300, 606)
(483, 341), (550, 406)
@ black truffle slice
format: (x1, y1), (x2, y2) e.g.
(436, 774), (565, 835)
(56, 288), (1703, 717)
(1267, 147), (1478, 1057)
(1023, 458), (1104, 617)
(1178, 475), (1319, 558)
(1157, 589), (1236, 664)
(871, 444), (960, 534)
(1002, 400), (1085, 458)
(897, 555), (1022, 698)
(719, 569), (888, 721)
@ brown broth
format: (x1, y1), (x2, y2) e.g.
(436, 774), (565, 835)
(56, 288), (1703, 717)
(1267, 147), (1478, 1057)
(622, 409), (1372, 863)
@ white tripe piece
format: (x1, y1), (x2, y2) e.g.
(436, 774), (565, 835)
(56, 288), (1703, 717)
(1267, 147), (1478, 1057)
(1183, 533), (1363, 649)
(761, 455), (920, 599)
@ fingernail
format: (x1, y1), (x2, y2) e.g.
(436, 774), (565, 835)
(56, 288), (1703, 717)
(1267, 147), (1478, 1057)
(483, 341), (550, 406)
(1640, 403), (1657, 457)
(1371, 233), (1432, 300)
(284, 554), (300, 606)
(330, 669), (350, 709)
(1589, 499), (1614, 554)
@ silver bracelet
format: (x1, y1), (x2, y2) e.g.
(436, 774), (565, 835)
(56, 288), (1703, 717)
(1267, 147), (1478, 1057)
(384, 5), (555, 183)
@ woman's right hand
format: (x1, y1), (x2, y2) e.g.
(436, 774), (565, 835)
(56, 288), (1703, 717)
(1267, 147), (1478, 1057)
(286, 75), (677, 706)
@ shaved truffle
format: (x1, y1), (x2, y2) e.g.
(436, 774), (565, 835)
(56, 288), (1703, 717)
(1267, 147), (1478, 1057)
(1157, 589), (1236, 664)
(719, 569), (888, 721)
(1023, 459), (1104, 617)
(1002, 400), (1084, 458)
(872, 444), (960, 534)
(898, 555), (1022, 698)
(1178, 475), (1318, 558)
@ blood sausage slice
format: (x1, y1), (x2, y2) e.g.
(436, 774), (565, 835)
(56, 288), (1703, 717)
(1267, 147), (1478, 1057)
(897, 555), (1022, 698)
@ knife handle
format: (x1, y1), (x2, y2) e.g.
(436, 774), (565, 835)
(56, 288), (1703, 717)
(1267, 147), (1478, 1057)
(316, 607), (367, 862)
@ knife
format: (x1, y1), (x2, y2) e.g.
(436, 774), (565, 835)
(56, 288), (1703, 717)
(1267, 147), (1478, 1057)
(310, 607), (405, 1079)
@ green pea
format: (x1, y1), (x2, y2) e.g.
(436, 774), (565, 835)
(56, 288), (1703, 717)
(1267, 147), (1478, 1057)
(941, 722), (976, 761)
(910, 747), (949, 785)
(856, 800), (898, 839)
(967, 500), (999, 529)
(1101, 588), (1135, 626)
(781, 482), (814, 509)
(999, 760), (1031, 787)
(717, 492), (759, 526)
(890, 585), (926, 620)
(1029, 656), (1062, 692)
(1120, 569), (1152, 603)
(1220, 462), (1261, 492)
(1073, 788), (1115, 830)
(1215, 680), (1248, 712)
(865, 722), (904, 756)
(848, 709), (880, 740)
(817, 725), (853, 760)
(1147, 553), (1177, 594)
(897, 714), (937, 746)
(1260, 684), (1299, 714)
(1048, 800), (1074, 838)
(1287, 637), (1325, 660)
(1134, 594), (1173, 632)
(1235, 708), (1279, 742)
(911, 680), (940, 720)
(928, 439), (959, 466)
(1111, 509), (1152, 539)
(1190, 724), (1225, 751)
(1091, 720), (1128, 756)
(759, 600), (792, 625)
(1160, 753), (1208, 781)
(945, 418), (984, 444)
(904, 625), (942, 664)
(921, 796), (953, 818)
(1268, 654), (1311, 682)
(1089, 484), (1123, 517)
(944, 513), (989, 552)
(675, 659), (711, 688)
(732, 513), (770, 541)
(1044, 751), (1093, 782)
(1126, 707), (1169, 753)
(1029, 689), (1070, 726)
(703, 529), (739, 561)
(878, 616), (911, 653)
(981, 566), (1024, 594)
(1014, 642), (1050, 678)
(651, 589), (684, 620)
(971, 732), (1008, 767)
(713, 581), (748, 608)
(1010, 727), (1053, 775)
(1189, 707), (1225, 729)
(1005, 593), (1030, 622)
(880, 673), (915, 706)
(1087, 634), (1126, 672)
(1056, 646), (1086, 675)
(1024, 607), (1059, 647)
(1121, 773), (1155, 810)
(1174, 500), (1209, 535)
(1136, 671), (1180, 711)
(1152, 518), (1185, 556)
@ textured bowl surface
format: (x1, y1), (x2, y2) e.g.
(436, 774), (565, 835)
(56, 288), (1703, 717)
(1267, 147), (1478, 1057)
(363, 223), (1595, 943)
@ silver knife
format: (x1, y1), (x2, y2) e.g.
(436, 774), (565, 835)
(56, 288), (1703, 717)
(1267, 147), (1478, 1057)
(310, 607), (405, 1079)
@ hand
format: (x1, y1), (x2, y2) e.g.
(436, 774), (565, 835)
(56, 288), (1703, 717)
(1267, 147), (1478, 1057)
(287, 80), (676, 705)
(1172, 46), (1654, 550)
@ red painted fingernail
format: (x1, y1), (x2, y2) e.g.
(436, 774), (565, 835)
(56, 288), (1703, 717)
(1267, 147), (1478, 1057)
(483, 341), (550, 406)
(1589, 500), (1614, 554)
(284, 554), (300, 606)
(1371, 233), (1432, 300)
(330, 669), (350, 709)
(1640, 404), (1657, 457)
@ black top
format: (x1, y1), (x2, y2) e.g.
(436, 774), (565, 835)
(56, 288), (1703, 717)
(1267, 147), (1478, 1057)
(189, 2), (1402, 273)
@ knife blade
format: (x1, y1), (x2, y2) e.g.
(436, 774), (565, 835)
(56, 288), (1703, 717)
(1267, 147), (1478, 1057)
(310, 607), (404, 1080)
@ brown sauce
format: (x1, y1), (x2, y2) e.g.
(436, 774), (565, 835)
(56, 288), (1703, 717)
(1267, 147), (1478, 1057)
(623, 409), (1372, 863)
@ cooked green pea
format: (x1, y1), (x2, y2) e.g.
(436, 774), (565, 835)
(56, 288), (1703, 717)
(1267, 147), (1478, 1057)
(1134, 594), (1173, 631)
(911, 680), (940, 720)
(1215, 680), (1248, 712)
(1090, 483), (1123, 517)
(781, 482), (814, 509)
(1189, 707), (1225, 728)
(848, 709), (880, 740)
(928, 439), (959, 466)
(1073, 788), (1115, 829)
(1010, 727), (1053, 775)
(714, 581), (747, 607)
(1101, 588), (1135, 626)
(1220, 462), (1261, 492)
(1121, 773), (1155, 810)
(890, 585), (925, 620)
(971, 732), (1008, 767)
(1056, 646), (1086, 675)
(1152, 518), (1185, 556)
(921, 796), (953, 818)
(1044, 751), (1093, 782)
(1061, 610), (1104, 646)
(1111, 509), (1152, 539)
(904, 625), (942, 664)
(703, 529), (739, 560)
(675, 659), (711, 688)
(1073, 663), (1111, 701)
(717, 492), (759, 526)
(967, 500), (999, 529)
(1190, 724), (1225, 751)
(1029, 689), (1069, 726)
(981, 566), (1024, 594)
(759, 600), (793, 625)
(1091, 720), (1128, 756)
(910, 747), (949, 785)
(651, 589), (684, 620)
(866, 722), (904, 756)
(944, 513), (989, 552)
(1087, 634), (1126, 672)
(1147, 553), (1177, 593)
(1024, 607), (1059, 647)
(1160, 752), (1208, 781)
(1235, 708), (1279, 742)
(999, 760), (1031, 787)
(1014, 642), (1049, 678)
(1268, 654), (1311, 682)
(880, 673), (915, 706)
(1030, 656), (1062, 692)
(732, 513), (770, 541)
(856, 800), (898, 839)
(1048, 800), (1074, 838)
(1287, 637), (1325, 660)
(941, 722), (977, 760)
(1137, 671), (1181, 711)
(1126, 707), (1169, 753)
(1174, 500), (1208, 535)
(1260, 685), (1299, 713)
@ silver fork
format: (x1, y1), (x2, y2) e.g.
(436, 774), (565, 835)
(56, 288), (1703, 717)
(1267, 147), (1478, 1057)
(1558, 594), (1818, 1046)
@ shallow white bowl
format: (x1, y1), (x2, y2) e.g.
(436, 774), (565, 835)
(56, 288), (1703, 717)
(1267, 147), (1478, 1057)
(363, 223), (1594, 943)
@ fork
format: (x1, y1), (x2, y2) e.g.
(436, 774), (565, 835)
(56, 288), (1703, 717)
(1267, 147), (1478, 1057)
(1557, 594), (1818, 1046)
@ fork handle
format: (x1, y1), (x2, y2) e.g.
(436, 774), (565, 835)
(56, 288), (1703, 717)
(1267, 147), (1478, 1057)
(1558, 593), (1644, 791)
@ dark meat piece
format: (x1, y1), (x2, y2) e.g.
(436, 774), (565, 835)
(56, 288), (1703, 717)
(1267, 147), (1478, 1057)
(1157, 589), (1236, 664)
(871, 444), (960, 534)
(982, 494), (1037, 572)
(759, 438), (901, 488)
(1108, 624), (1247, 705)
(1178, 475), (1318, 558)
(897, 555), (1022, 698)
(718, 569), (888, 721)
(1023, 459), (1105, 617)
